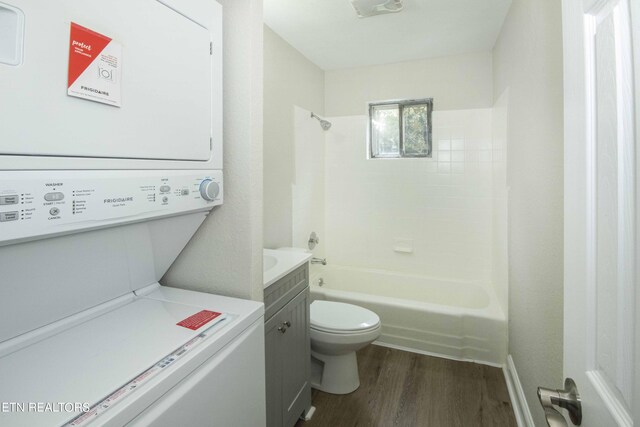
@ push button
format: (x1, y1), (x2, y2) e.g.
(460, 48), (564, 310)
(160, 185), (171, 193)
(0, 195), (18, 205)
(0, 211), (19, 222)
(44, 192), (64, 202)
(49, 207), (60, 216)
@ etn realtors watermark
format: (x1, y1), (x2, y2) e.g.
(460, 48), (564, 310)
(1, 402), (90, 413)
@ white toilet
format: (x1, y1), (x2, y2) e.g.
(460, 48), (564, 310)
(310, 300), (381, 394)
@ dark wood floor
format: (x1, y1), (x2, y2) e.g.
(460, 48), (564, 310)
(296, 345), (517, 427)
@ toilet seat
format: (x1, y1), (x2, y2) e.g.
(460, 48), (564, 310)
(310, 301), (380, 334)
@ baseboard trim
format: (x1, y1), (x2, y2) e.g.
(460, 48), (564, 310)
(372, 340), (504, 368)
(503, 354), (535, 427)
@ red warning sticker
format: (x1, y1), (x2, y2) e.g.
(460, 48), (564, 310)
(67, 22), (122, 107)
(176, 310), (222, 330)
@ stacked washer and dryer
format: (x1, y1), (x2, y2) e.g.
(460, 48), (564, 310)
(0, 1), (265, 426)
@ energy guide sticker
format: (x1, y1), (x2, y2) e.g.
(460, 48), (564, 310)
(67, 23), (122, 107)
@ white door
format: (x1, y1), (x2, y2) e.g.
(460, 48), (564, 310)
(559, 0), (640, 426)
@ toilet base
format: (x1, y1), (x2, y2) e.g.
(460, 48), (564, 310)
(310, 350), (360, 394)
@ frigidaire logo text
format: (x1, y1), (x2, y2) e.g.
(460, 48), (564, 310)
(45, 183), (63, 187)
(104, 197), (134, 204)
(81, 86), (109, 96)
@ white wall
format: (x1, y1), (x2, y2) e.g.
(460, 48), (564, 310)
(324, 109), (494, 283)
(292, 106), (326, 257)
(492, 90), (509, 315)
(162, 0), (264, 301)
(263, 26), (325, 249)
(492, 0), (564, 425)
(325, 52), (493, 117)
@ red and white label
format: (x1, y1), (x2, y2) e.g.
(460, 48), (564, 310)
(176, 310), (222, 330)
(67, 23), (122, 107)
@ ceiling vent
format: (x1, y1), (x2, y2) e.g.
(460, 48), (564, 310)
(350, 0), (403, 18)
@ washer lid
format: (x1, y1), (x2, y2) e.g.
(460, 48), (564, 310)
(310, 301), (380, 333)
(0, 286), (265, 427)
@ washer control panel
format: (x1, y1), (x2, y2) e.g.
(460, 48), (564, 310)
(0, 170), (222, 244)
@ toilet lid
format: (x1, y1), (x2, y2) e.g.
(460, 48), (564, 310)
(310, 301), (380, 333)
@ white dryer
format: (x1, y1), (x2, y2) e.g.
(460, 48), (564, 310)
(0, 1), (266, 426)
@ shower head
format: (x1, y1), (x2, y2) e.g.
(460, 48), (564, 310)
(319, 120), (331, 131)
(311, 112), (332, 131)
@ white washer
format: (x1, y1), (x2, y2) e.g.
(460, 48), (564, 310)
(0, 1), (266, 426)
(0, 285), (265, 427)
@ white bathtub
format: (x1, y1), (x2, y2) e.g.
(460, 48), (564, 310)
(310, 265), (507, 366)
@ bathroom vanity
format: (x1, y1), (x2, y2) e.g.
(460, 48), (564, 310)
(263, 250), (312, 427)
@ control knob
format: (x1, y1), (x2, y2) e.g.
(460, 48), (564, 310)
(199, 179), (220, 201)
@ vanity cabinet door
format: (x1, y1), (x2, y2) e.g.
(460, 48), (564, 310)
(265, 286), (311, 427)
(265, 310), (285, 427)
(281, 288), (311, 427)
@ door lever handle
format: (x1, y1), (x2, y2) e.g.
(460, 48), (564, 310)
(537, 378), (582, 426)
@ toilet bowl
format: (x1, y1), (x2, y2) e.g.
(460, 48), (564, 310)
(310, 300), (381, 394)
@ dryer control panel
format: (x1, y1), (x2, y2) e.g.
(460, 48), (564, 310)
(0, 170), (222, 245)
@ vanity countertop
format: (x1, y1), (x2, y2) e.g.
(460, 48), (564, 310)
(263, 249), (312, 289)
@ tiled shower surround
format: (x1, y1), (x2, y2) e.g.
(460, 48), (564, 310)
(324, 109), (494, 283)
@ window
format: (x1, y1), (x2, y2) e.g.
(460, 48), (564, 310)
(368, 99), (433, 158)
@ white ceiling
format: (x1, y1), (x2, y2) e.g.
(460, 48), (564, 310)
(263, 0), (512, 70)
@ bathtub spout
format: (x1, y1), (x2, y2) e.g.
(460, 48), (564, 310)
(311, 257), (327, 265)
